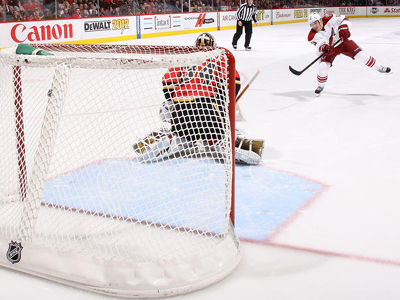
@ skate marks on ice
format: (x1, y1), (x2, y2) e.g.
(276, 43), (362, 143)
(272, 90), (316, 103)
(271, 90), (396, 106)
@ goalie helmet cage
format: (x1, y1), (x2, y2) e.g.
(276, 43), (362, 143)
(0, 44), (240, 298)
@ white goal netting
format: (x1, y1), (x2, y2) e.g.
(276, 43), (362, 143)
(0, 44), (240, 298)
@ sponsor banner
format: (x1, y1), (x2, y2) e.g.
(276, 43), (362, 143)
(181, 12), (217, 29)
(273, 9), (308, 24)
(154, 15), (172, 30)
(1, 17), (137, 48)
(308, 6), (400, 18)
(337, 6), (366, 17)
(292, 9), (308, 21)
(140, 12), (217, 35)
(4, 19), (79, 47)
(219, 9), (271, 27)
(320, 7), (337, 17)
(309, 7), (365, 17)
(140, 13), (183, 34)
(0, 7), (399, 48)
(309, 7), (340, 17)
(256, 9), (273, 25)
(309, 7), (324, 16)
(220, 10), (237, 28)
(367, 6), (400, 16)
(81, 16), (136, 40)
(273, 9), (293, 23)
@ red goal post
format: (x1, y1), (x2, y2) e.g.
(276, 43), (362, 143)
(0, 43), (240, 298)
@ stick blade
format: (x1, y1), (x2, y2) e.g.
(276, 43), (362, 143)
(289, 65), (302, 76)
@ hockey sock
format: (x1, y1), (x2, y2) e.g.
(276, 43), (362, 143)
(354, 51), (381, 71)
(317, 62), (330, 88)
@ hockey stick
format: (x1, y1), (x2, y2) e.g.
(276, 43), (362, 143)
(289, 40), (341, 76)
(235, 69), (262, 103)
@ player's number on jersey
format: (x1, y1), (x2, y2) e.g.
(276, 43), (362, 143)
(182, 62), (217, 85)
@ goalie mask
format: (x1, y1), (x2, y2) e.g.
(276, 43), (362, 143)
(195, 33), (216, 47)
(308, 12), (322, 28)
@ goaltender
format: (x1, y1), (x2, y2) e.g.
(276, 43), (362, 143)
(133, 33), (264, 165)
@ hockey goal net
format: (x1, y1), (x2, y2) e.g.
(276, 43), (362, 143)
(0, 44), (240, 298)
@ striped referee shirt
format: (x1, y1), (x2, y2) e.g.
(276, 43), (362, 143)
(236, 2), (258, 23)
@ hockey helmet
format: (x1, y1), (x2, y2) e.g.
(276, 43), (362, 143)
(195, 32), (216, 47)
(308, 12), (322, 27)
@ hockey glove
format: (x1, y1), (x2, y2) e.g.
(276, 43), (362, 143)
(319, 44), (333, 54)
(338, 24), (351, 41)
(159, 99), (174, 122)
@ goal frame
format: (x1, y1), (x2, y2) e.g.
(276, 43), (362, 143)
(11, 43), (237, 224)
(1, 43), (239, 298)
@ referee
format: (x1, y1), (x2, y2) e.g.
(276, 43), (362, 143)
(232, 0), (258, 51)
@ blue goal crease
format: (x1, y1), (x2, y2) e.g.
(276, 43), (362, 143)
(234, 164), (324, 242)
(42, 159), (324, 242)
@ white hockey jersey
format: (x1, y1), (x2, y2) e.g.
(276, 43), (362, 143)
(308, 14), (351, 53)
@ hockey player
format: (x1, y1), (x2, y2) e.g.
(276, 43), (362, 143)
(308, 12), (391, 96)
(133, 32), (264, 165)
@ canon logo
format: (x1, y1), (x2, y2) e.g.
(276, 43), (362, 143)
(11, 23), (73, 43)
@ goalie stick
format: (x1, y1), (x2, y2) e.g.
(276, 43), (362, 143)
(235, 69), (262, 103)
(289, 40), (341, 76)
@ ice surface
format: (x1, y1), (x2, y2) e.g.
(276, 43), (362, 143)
(1, 18), (400, 300)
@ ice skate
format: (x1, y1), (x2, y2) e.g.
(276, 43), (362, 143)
(378, 66), (392, 74)
(315, 86), (324, 96)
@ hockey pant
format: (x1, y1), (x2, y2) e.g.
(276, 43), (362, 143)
(317, 40), (383, 87)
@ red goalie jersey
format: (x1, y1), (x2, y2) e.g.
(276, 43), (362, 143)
(162, 58), (240, 100)
(160, 56), (240, 143)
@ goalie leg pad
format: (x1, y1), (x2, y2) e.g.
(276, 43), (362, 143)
(235, 137), (265, 165)
(133, 130), (186, 162)
(236, 136), (264, 156)
(235, 147), (262, 165)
